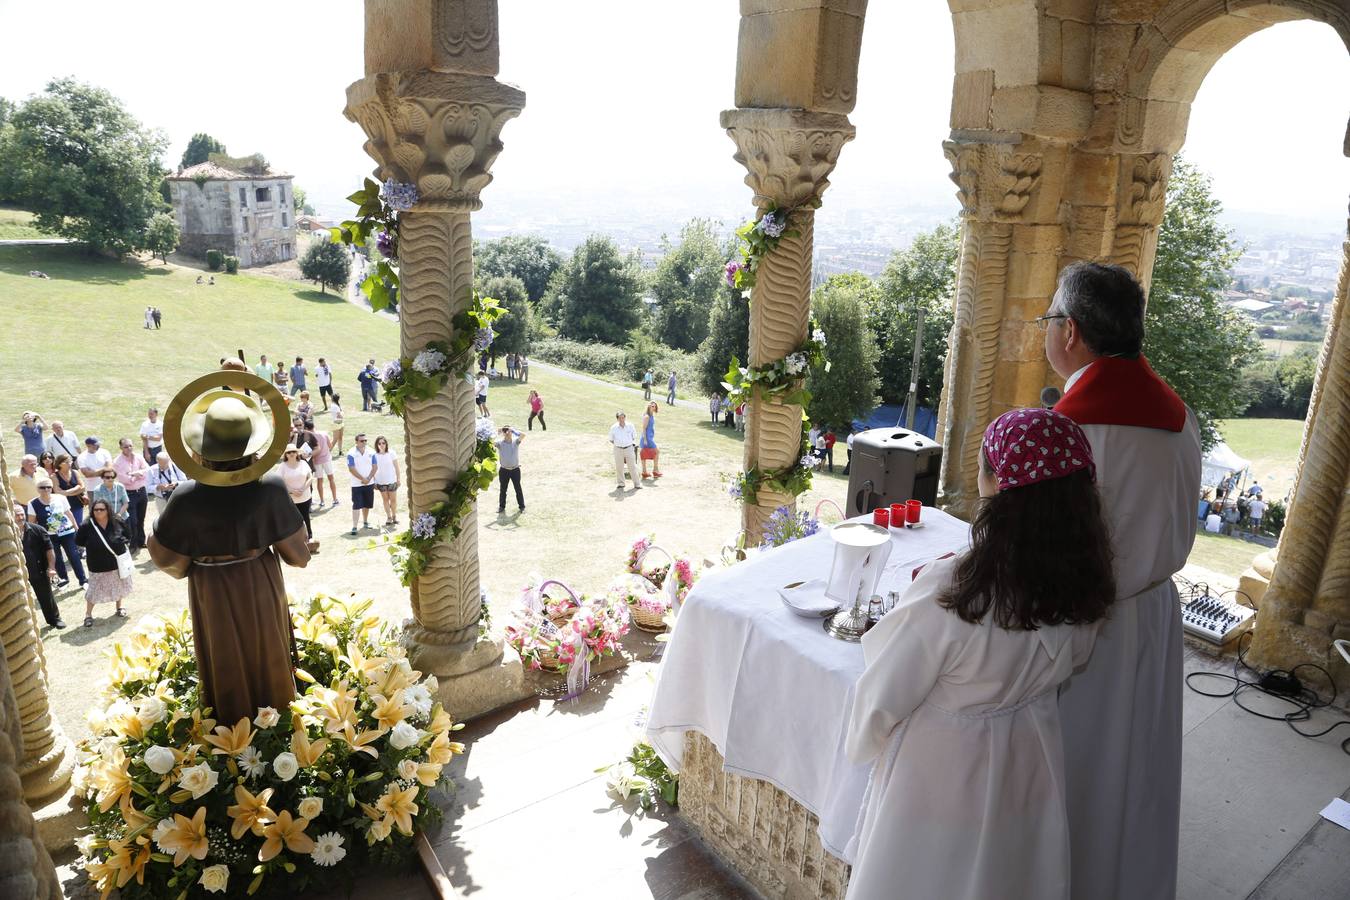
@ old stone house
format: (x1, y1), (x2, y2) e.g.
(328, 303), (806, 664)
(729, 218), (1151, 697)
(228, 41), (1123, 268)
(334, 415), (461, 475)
(166, 161), (297, 267)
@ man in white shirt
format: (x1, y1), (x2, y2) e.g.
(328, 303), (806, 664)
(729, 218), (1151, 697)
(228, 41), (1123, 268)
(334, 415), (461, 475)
(149, 451), (188, 518)
(608, 411), (642, 492)
(139, 407), (164, 465)
(77, 436), (113, 485)
(1247, 496), (1268, 533)
(315, 357), (334, 410)
(475, 373), (490, 417)
(44, 421), (81, 459)
(346, 433), (377, 533)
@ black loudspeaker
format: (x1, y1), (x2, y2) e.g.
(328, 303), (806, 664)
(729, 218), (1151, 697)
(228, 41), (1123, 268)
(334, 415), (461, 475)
(845, 428), (943, 517)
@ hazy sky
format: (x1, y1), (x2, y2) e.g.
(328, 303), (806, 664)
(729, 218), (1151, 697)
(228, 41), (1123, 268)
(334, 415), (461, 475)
(1, 1), (1347, 232)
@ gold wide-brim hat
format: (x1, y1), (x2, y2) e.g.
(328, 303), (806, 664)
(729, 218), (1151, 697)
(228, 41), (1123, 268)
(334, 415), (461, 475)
(163, 370), (290, 487)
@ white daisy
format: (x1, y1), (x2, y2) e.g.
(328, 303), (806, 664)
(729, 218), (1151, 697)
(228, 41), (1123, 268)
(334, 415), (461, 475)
(237, 746), (267, 779)
(311, 831), (347, 867)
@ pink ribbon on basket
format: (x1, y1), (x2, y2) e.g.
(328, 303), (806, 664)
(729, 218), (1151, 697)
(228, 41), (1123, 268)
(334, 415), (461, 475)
(563, 626), (591, 700)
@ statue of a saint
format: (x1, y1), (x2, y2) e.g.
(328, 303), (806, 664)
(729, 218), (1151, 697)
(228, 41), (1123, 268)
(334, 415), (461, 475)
(148, 371), (309, 725)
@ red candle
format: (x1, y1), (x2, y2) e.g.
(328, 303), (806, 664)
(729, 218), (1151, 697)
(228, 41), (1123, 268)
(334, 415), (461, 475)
(906, 499), (922, 525)
(889, 503), (905, 528)
(873, 507), (890, 527)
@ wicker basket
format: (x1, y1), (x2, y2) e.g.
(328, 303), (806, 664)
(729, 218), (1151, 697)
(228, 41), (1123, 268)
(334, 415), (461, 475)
(631, 547), (674, 632)
(535, 580), (580, 672)
(629, 603), (669, 633)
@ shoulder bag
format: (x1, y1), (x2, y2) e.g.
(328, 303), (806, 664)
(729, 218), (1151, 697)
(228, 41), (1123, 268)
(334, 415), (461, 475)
(92, 521), (134, 580)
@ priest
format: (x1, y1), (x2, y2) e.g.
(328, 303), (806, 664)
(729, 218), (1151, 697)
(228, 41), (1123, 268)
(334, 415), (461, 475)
(1043, 262), (1202, 899)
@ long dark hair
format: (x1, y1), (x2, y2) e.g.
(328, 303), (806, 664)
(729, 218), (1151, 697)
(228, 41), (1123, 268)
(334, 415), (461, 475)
(939, 462), (1115, 630)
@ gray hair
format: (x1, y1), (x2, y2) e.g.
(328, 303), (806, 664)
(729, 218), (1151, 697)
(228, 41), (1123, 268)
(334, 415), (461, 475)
(1054, 262), (1145, 358)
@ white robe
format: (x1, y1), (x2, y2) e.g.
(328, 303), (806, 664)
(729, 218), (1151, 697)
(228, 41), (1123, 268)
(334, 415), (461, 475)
(1058, 410), (1202, 900)
(844, 555), (1099, 900)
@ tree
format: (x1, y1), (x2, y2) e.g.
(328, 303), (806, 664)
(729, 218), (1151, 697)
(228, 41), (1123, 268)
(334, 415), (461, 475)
(144, 211), (180, 263)
(299, 240), (351, 294)
(180, 132), (226, 169)
(868, 222), (960, 407)
(648, 218), (726, 352)
(1276, 348), (1318, 419)
(0, 97), (15, 203)
(807, 274), (882, 429)
(695, 284), (750, 395)
(544, 235), (643, 344)
(1146, 156), (1260, 447)
(480, 274), (532, 358)
(475, 234), (564, 303)
(0, 78), (168, 255)
(292, 185), (316, 216)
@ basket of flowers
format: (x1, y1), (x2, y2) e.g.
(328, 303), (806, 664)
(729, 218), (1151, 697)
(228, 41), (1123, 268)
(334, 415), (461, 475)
(626, 535), (669, 588)
(610, 574), (670, 633)
(504, 611), (563, 672)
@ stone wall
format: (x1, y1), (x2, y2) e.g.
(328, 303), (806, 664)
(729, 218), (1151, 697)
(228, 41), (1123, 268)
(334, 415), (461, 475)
(170, 177), (296, 268)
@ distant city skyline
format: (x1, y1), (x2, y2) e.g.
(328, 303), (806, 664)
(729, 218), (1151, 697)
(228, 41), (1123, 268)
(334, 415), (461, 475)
(2, 2), (1347, 240)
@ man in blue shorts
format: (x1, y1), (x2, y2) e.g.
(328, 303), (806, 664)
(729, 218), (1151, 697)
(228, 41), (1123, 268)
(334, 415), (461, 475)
(346, 434), (377, 533)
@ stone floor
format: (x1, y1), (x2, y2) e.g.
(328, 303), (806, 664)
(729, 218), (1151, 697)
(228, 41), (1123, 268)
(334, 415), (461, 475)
(55, 641), (1350, 899)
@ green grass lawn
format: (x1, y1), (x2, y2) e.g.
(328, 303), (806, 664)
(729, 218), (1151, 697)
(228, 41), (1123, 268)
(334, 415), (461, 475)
(1217, 416), (1306, 501)
(0, 207), (51, 240)
(1259, 337), (1321, 358)
(1186, 531), (1266, 580)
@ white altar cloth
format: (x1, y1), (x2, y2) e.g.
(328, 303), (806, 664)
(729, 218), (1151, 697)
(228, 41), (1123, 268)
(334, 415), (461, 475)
(646, 509), (970, 860)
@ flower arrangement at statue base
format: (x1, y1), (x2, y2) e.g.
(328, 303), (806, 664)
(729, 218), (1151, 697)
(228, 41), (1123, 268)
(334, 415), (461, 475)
(505, 577), (630, 697)
(73, 594), (465, 899)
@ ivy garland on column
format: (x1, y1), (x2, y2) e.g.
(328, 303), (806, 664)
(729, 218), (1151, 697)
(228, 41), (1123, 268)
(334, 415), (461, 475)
(722, 202), (830, 509)
(335, 178), (508, 586)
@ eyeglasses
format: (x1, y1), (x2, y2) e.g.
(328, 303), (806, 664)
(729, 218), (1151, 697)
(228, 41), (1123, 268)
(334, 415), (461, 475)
(37, 486), (52, 491)
(102, 475), (116, 480)
(1033, 313), (1068, 332)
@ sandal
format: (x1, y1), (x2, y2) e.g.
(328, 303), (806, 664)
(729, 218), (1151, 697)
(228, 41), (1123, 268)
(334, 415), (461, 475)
(83, 617), (94, 628)
(115, 608), (128, 618)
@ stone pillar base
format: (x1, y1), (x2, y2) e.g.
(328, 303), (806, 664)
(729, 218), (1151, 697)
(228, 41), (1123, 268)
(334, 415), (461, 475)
(32, 786), (82, 853)
(680, 731), (851, 899)
(1238, 549), (1277, 613)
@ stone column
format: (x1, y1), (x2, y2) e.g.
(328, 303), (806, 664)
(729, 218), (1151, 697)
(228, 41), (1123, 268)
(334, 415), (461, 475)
(346, 1), (523, 700)
(1246, 227), (1350, 683)
(723, 110), (853, 539)
(722, 0), (865, 540)
(934, 135), (1061, 518)
(0, 624), (60, 900)
(0, 445), (72, 807)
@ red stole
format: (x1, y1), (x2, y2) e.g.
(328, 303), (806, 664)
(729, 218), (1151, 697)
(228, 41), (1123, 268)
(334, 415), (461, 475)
(1054, 356), (1186, 432)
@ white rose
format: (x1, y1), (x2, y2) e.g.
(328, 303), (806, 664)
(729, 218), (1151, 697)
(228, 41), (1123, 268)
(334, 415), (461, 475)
(272, 752), (299, 782)
(70, 764), (90, 796)
(199, 864), (230, 894)
(177, 762), (219, 799)
(76, 834), (99, 857)
(298, 796), (324, 819)
(136, 696), (166, 727)
(388, 721), (421, 750)
(398, 759), (418, 781)
(151, 817), (175, 850)
(143, 745), (176, 775)
(254, 706), (280, 729)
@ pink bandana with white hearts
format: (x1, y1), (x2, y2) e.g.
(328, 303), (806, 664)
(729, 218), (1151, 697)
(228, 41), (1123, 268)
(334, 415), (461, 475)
(981, 408), (1095, 492)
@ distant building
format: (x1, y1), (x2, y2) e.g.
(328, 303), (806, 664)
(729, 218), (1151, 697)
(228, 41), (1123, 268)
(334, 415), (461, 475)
(167, 161), (296, 267)
(295, 215), (333, 234)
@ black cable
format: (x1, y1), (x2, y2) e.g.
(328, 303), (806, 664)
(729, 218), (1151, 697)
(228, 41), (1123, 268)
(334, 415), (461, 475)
(1183, 631), (1350, 756)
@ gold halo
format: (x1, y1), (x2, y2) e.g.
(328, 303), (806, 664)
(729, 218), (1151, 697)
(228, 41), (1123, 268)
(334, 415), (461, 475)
(163, 371), (290, 487)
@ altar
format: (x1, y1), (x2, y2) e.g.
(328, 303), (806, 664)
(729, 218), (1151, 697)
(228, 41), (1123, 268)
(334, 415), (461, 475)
(646, 509), (971, 898)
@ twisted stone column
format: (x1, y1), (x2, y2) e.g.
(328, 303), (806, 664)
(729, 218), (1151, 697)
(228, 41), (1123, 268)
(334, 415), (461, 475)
(1247, 229), (1350, 681)
(0, 623), (59, 900)
(347, 1), (523, 694)
(722, 108), (853, 539)
(0, 445), (72, 806)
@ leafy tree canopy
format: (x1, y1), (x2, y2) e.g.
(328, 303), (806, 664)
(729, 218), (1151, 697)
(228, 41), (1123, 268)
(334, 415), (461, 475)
(695, 282), (750, 395)
(808, 273), (882, 430)
(648, 218), (727, 352)
(207, 151), (268, 175)
(0, 78), (168, 255)
(144, 211), (180, 263)
(1146, 156), (1260, 448)
(292, 185), (316, 216)
(869, 221), (960, 408)
(479, 274), (532, 357)
(299, 240), (351, 294)
(543, 235), (644, 344)
(475, 234), (564, 303)
(180, 132), (226, 169)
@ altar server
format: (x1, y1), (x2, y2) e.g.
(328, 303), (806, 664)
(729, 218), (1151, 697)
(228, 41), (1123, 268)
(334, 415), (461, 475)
(1044, 262), (1201, 900)
(845, 408), (1114, 900)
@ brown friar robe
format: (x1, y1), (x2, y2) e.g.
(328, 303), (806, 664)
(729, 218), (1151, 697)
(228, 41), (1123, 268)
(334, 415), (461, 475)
(148, 473), (310, 726)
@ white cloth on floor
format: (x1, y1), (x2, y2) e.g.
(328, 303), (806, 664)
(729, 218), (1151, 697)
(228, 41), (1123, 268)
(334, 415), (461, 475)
(1059, 412), (1201, 900)
(844, 555), (1099, 900)
(646, 509), (970, 858)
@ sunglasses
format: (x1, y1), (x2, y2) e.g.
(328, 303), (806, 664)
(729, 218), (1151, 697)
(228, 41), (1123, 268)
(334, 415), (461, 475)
(102, 475), (116, 480)
(37, 486), (52, 491)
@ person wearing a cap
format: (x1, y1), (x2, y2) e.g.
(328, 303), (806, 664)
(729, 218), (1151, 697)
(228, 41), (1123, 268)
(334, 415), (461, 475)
(8, 454), (39, 506)
(608, 411), (641, 492)
(1039, 262), (1202, 899)
(77, 436), (112, 486)
(148, 373), (310, 726)
(845, 409), (1115, 900)
(277, 444), (318, 551)
(15, 503), (63, 629)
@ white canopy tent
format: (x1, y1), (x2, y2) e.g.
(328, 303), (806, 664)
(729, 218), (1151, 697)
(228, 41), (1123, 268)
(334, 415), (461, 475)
(1201, 440), (1251, 490)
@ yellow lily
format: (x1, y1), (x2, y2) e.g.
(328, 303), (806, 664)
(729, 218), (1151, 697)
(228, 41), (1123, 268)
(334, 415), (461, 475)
(425, 733), (464, 766)
(427, 705), (455, 737)
(336, 721), (386, 758)
(226, 783), (276, 839)
(414, 761), (443, 787)
(290, 726), (330, 768)
(203, 717), (255, 756)
(118, 791), (152, 832)
(375, 783), (419, 835)
(96, 837), (151, 895)
(342, 641), (388, 683)
(313, 682), (358, 734)
(369, 690), (410, 731)
(258, 810), (316, 862)
(158, 806), (209, 867)
(93, 747), (134, 813)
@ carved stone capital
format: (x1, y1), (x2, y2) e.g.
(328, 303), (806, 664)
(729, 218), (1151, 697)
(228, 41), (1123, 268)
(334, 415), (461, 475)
(720, 108), (854, 210)
(1117, 153), (1171, 226)
(345, 71), (524, 211)
(943, 136), (1044, 222)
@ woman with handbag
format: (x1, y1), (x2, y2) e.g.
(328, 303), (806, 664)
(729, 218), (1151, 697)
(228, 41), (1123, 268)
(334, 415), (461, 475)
(639, 401), (662, 480)
(75, 498), (133, 627)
